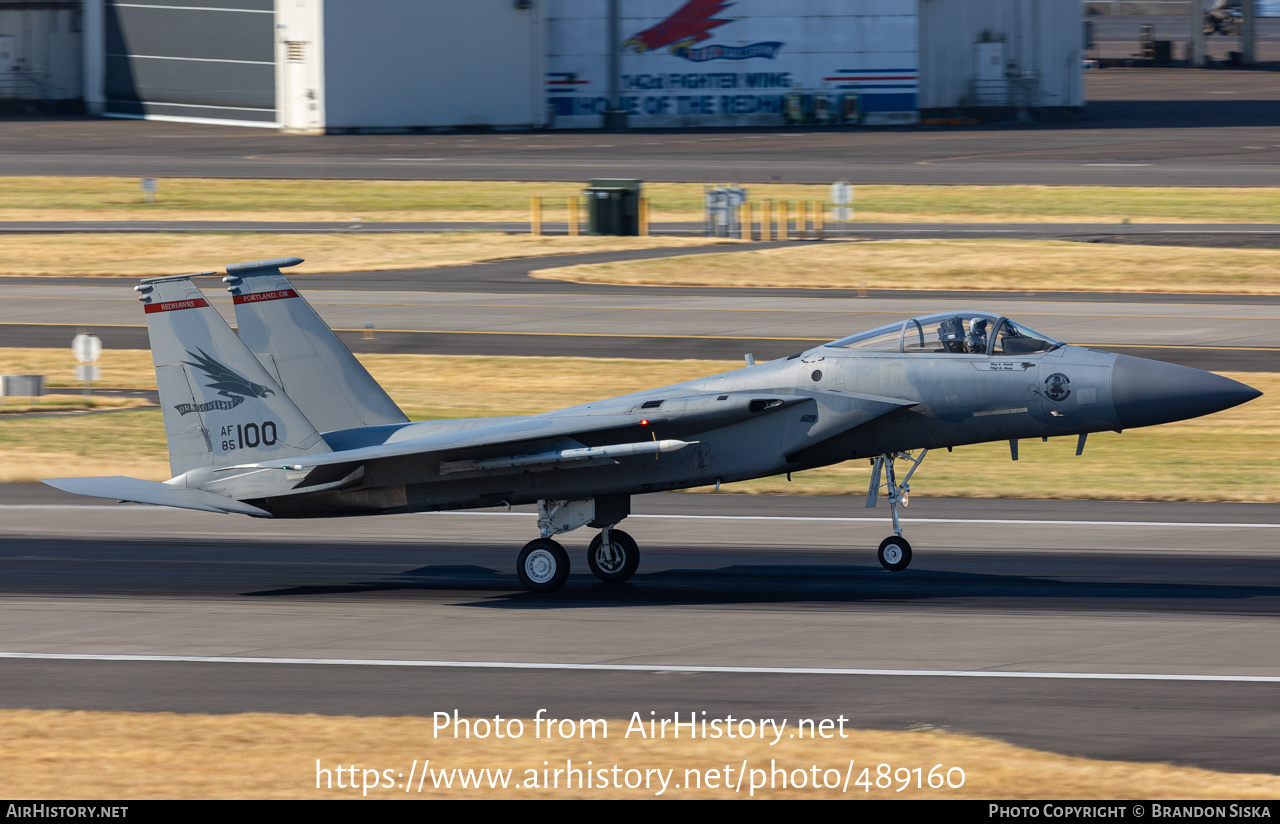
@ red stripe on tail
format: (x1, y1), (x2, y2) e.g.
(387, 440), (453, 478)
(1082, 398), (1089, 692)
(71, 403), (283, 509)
(143, 298), (210, 314)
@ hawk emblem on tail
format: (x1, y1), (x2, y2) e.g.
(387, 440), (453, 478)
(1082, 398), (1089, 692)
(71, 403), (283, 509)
(184, 348), (275, 400)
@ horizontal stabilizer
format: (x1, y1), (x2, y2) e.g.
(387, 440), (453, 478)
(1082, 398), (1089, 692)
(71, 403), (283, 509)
(41, 476), (272, 517)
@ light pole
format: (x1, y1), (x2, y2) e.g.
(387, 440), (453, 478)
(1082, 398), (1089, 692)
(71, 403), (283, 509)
(604, 0), (628, 130)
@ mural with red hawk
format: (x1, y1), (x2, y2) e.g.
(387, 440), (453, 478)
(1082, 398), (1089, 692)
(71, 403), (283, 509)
(622, 0), (782, 62)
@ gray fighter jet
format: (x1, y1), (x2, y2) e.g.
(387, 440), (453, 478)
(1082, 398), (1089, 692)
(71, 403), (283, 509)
(44, 258), (1262, 592)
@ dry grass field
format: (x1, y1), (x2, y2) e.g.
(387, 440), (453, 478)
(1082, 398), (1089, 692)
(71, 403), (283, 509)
(533, 238), (1280, 295)
(1, 709), (1277, 799)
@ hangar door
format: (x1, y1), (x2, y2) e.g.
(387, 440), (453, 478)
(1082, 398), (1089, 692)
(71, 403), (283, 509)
(104, 0), (275, 126)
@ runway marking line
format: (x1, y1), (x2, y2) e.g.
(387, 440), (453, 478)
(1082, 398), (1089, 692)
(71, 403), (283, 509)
(1, 651), (1276, 683)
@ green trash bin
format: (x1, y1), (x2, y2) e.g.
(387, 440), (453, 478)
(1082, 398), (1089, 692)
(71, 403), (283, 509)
(584, 179), (642, 236)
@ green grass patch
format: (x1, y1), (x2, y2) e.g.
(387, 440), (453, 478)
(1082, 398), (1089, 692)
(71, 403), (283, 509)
(1, 177), (1278, 223)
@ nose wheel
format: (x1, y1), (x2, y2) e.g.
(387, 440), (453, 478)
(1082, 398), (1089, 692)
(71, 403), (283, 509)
(517, 538), (570, 593)
(867, 450), (927, 572)
(588, 528), (640, 583)
(877, 536), (912, 571)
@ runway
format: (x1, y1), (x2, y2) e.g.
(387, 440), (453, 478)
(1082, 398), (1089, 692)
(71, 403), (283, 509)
(2, 247), (1276, 370)
(2, 485), (1278, 773)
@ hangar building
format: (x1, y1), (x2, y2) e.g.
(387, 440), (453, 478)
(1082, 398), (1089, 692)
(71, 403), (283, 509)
(66, 0), (1083, 130)
(0, 0), (82, 111)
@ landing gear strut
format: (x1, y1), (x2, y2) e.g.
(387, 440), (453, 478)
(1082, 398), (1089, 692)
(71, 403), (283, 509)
(516, 498), (640, 593)
(866, 449), (928, 571)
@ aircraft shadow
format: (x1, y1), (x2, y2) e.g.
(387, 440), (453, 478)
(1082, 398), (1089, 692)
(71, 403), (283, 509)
(242, 561), (1280, 613)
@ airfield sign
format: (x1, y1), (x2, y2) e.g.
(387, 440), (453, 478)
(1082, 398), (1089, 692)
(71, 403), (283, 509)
(830, 181), (853, 221)
(72, 333), (102, 391)
(72, 333), (102, 364)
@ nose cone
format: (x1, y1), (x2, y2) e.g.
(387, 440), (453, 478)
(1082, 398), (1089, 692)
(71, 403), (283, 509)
(1111, 355), (1262, 429)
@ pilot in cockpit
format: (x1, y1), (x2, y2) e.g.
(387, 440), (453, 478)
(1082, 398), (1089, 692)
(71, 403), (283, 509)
(966, 317), (989, 354)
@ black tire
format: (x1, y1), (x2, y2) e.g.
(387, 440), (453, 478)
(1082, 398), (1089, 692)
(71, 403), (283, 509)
(517, 538), (570, 593)
(587, 529), (640, 583)
(877, 536), (912, 572)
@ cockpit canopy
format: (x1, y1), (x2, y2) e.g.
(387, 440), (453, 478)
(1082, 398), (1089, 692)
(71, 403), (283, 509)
(825, 312), (1062, 356)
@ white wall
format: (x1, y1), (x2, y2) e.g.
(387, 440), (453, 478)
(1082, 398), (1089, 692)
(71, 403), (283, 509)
(548, 0), (920, 127)
(918, 0), (1083, 112)
(276, 0), (325, 133)
(317, 0), (545, 130)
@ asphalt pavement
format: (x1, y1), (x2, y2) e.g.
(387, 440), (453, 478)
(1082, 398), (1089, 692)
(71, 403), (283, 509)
(1, 69), (1279, 185)
(2, 487), (1277, 773)
(2, 243), (1276, 371)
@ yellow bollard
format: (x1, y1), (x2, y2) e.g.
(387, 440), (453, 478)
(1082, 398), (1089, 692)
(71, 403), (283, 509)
(639, 197), (650, 237)
(531, 197), (542, 236)
(813, 200), (824, 235)
(778, 201), (789, 240)
(799, 201), (809, 236)
(568, 197), (579, 236)
(761, 201), (772, 241)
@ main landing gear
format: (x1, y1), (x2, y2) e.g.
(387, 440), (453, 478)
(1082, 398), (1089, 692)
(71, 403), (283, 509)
(516, 498), (640, 593)
(866, 449), (928, 572)
(587, 527), (640, 583)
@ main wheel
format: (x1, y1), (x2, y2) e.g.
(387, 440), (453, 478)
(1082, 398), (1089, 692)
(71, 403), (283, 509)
(517, 538), (570, 593)
(877, 536), (912, 572)
(587, 529), (640, 583)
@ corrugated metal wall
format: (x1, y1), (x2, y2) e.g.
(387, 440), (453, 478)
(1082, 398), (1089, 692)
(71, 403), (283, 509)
(104, 0), (275, 125)
(0, 1), (81, 103)
(918, 0), (1083, 114)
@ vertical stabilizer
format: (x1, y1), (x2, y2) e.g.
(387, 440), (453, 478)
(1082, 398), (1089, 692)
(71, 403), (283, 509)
(136, 274), (331, 477)
(224, 257), (408, 432)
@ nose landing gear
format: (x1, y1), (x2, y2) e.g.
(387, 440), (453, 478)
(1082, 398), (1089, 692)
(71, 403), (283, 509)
(867, 449), (928, 571)
(877, 535), (912, 572)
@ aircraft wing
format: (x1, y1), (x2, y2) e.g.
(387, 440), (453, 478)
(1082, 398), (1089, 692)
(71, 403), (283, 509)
(237, 392), (813, 472)
(240, 410), (726, 472)
(236, 389), (916, 484)
(42, 476), (273, 517)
